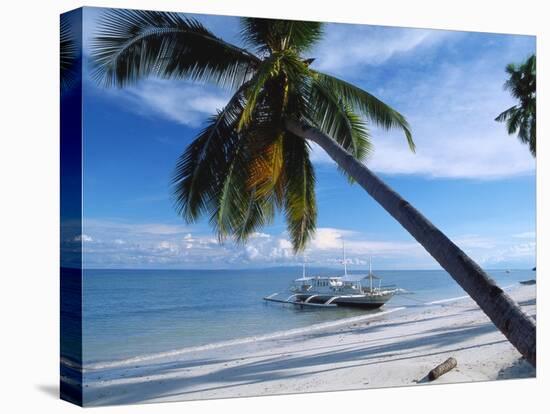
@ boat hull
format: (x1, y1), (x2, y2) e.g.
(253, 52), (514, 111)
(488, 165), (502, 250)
(333, 300), (385, 309)
(333, 298), (386, 309)
(294, 293), (394, 309)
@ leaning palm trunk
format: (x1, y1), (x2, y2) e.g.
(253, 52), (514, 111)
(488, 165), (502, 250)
(286, 119), (536, 367)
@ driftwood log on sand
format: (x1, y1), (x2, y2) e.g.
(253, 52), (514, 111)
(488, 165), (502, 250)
(428, 357), (457, 381)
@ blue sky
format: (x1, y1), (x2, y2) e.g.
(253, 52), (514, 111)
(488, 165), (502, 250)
(76, 7), (536, 269)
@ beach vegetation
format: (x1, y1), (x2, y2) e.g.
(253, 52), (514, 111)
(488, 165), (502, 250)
(495, 54), (536, 157)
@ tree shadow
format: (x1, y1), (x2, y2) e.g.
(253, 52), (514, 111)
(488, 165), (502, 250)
(413, 374), (431, 384)
(83, 302), (536, 406)
(497, 358), (535, 380)
(84, 319), (508, 406)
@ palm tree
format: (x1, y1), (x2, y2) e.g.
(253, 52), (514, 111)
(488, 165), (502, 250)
(91, 10), (536, 365)
(495, 54), (536, 156)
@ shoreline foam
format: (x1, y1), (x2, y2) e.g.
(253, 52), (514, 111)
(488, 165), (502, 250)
(82, 306), (407, 371)
(83, 283), (536, 406)
(81, 283), (523, 372)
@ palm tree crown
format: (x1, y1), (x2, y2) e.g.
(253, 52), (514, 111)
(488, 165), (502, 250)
(495, 54), (536, 156)
(91, 10), (414, 251)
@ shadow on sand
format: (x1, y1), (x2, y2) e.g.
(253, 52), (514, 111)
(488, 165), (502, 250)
(85, 312), (515, 406)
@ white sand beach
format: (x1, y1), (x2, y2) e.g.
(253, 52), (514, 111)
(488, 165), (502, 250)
(84, 284), (536, 406)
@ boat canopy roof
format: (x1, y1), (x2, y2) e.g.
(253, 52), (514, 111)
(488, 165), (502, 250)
(295, 273), (381, 282)
(342, 273), (381, 281)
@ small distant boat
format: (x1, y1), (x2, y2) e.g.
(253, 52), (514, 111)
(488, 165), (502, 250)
(505, 269), (511, 274)
(520, 279), (536, 285)
(264, 245), (399, 309)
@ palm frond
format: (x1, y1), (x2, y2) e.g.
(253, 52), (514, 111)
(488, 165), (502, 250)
(232, 189), (276, 243)
(238, 50), (311, 130)
(91, 9), (260, 88)
(496, 54), (536, 157)
(529, 119), (536, 156)
(212, 149), (245, 239)
(237, 54), (281, 130)
(282, 133), (317, 251)
(247, 134), (285, 198)
(237, 52), (313, 200)
(507, 108), (523, 136)
(517, 114), (530, 144)
(172, 90), (244, 222)
(503, 55), (536, 102)
(307, 78), (372, 160)
(240, 18), (323, 53)
(275, 51), (312, 122)
(313, 72), (415, 152)
(173, 84), (279, 242)
(209, 138), (276, 242)
(494, 106), (516, 123)
(338, 106), (372, 183)
(60, 14), (80, 92)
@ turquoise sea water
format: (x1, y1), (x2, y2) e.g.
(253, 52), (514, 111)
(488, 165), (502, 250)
(79, 267), (534, 366)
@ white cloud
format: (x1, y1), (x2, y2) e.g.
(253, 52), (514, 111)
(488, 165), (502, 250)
(365, 128), (535, 179)
(115, 79), (230, 127)
(277, 238), (293, 250)
(308, 228), (424, 261)
(478, 241), (536, 266)
(73, 234), (93, 242)
(84, 219), (191, 236)
(312, 25), (449, 75)
(81, 220), (427, 268)
(155, 241), (179, 253)
(79, 218), (535, 269)
(439, 232), (535, 268)
(244, 245), (260, 260)
(512, 231), (536, 239)
(310, 54), (536, 179)
(451, 234), (497, 250)
(309, 227), (351, 250)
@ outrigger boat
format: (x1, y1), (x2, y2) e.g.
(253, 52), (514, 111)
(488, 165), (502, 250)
(264, 247), (399, 309)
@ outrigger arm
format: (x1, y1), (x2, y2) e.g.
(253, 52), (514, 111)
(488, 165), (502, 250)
(263, 293), (339, 308)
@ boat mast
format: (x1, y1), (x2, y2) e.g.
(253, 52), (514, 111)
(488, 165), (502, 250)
(369, 256), (373, 290)
(342, 240), (348, 277)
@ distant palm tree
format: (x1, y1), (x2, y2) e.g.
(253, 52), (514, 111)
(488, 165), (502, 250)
(496, 54), (536, 156)
(91, 10), (536, 365)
